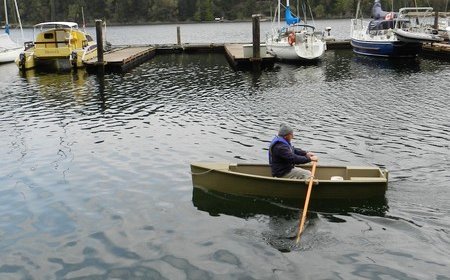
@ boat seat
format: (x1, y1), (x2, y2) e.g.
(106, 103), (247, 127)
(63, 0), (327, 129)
(350, 177), (378, 181)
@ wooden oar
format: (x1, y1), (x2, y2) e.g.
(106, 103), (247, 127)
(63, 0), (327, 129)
(296, 160), (317, 244)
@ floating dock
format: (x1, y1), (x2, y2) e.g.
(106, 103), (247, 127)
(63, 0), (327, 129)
(421, 42), (450, 60)
(155, 43), (224, 54)
(84, 46), (156, 73)
(325, 39), (352, 49)
(224, 43), (275, 70)
(82, 39), (449, 73)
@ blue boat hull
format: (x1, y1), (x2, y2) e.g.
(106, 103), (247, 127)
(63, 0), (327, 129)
(351, 39), (422, 58)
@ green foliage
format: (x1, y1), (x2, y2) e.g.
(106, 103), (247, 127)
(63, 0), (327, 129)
(5, 0), (449, 25)
(194, 0), (214, 21)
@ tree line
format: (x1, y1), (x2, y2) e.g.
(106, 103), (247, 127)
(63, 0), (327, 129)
(2, 0), (448, 25)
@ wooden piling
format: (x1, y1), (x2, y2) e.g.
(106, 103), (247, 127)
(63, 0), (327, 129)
(434, 11), (439, 30)
(252, 15), (261, 58)
(95, 19), (105, 75)
(177, 26), (181, 45)
(252, 14), (262, 71)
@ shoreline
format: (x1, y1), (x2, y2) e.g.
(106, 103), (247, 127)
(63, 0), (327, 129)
(13, 17), (352, 28)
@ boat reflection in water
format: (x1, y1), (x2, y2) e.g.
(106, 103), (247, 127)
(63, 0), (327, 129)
(192, 186), (388, 219)
(192, 187), (388, 252)
(352, 54), (421, 72)
(20, 69), (95, 104)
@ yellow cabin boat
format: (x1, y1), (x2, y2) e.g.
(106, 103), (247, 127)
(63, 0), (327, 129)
(16, 22), (97, 71)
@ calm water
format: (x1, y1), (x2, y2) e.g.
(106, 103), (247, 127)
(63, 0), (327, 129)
(10, 19), (351, 45)
(1, 22), (450, 279)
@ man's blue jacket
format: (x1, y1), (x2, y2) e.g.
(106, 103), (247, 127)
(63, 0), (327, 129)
(268, 136), (311, 177)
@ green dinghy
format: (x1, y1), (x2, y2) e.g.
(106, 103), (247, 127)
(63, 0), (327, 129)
(191, 162), (388, 200)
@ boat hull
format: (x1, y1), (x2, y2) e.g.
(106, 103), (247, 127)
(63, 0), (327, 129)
(394, 29), (444, 43)
(0, 33), (23, 63)
(266, 39), (326, 61)
(16, 46), (97, 71)
(0, 47), (22, 63)
(351, 38), (422, 57)
(191, 163), (388, 201)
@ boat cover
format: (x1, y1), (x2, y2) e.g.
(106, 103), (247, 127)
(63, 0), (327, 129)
(285, 6), (300, 25)
(372, 0), (396, 20)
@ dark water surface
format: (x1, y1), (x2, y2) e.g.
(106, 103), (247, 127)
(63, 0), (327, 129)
(1, 22), (450, 279)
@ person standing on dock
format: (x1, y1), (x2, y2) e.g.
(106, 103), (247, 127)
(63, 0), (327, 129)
(268, 124), (318, 179)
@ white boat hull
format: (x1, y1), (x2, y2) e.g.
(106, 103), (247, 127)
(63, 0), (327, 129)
(0, 46), (22, 63)
(0, 33), (23, 63)
(394, 28), (444, 43)
(266, 32), (326, 61)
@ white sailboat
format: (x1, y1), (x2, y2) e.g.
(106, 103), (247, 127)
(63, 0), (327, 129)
(266, 0), (326, 61)
(0, 0), (23, 63)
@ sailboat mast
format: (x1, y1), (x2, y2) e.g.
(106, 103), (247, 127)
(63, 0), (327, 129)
(13, 0), (23, 40)
(277, 0), (281, 29)
(4, 0), (9, 26)
(82, 6), (86, 32)
(356, 0), (361, 18)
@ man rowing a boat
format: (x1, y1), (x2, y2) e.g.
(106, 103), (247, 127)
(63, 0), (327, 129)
(269, 124), (318, 179)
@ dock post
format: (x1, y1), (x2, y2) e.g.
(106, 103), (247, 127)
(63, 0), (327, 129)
(433, 11), (439, 30)
(177, 26), (181, 45)
(252, 14), (261, 71)
(95, 19), (105, 75)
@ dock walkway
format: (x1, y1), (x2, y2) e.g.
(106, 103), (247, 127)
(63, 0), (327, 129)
(224, 43), (275, 70)
(422, 42), (450, 60)
(82, 40), (449, 73)
(84, 46), (156, 73)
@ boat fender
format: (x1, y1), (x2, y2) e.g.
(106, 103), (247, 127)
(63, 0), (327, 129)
(288, 32), (296, 46)
(19, 53), (25, 67)
(70, 52), (78, 67)
(385, 12), (394, 20)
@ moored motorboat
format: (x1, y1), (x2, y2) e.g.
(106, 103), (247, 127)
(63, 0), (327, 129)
(16, 22), (97, 71)
(395, 28), (444, 43)
(191, 162), (388, 200)
(393, 7), (445, 43)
